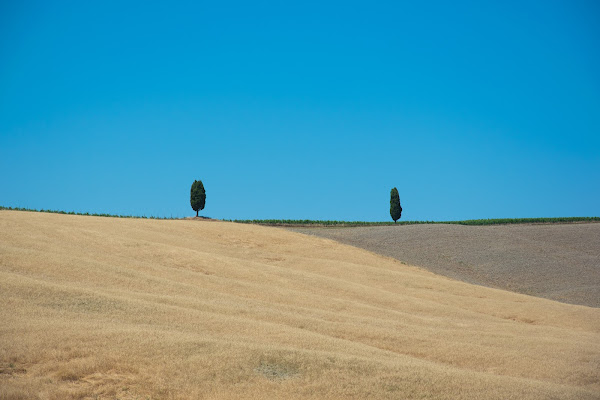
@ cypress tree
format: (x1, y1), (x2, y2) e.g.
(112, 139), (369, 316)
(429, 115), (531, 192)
(390, 187), (402, 223)
(190, 180), (206, 217)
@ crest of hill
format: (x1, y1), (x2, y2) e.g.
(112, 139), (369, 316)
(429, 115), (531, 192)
(1, 210), (599, 399)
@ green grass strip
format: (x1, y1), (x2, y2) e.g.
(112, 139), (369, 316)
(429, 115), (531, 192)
(226, 217), (600, 226)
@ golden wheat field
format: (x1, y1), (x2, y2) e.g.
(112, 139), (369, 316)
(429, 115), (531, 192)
(1, 211), (599, 399)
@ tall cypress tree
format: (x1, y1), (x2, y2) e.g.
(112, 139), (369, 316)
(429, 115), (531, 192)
(190, 180), (206, 217)
(390, 187), (402, 223)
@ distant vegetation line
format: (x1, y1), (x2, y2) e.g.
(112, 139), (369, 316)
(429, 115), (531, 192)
(227, 217), (600, 226)
(0, 206), (178, 219)
(2, 206), (598, 225)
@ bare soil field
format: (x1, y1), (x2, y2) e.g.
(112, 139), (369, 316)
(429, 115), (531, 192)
(290, 223), (600, 308)
(1, 211), (599, 399)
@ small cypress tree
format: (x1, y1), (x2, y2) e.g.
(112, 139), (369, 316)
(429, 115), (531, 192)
(390, 187), (402, 223)
(190, 180), (206, 217)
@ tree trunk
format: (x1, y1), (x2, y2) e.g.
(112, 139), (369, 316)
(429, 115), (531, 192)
(196, 210), (198, 217)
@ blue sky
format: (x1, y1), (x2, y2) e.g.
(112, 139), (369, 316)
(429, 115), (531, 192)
(1, 1), (599, 221)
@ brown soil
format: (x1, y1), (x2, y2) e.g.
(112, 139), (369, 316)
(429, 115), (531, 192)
(288, 223), (600, 308)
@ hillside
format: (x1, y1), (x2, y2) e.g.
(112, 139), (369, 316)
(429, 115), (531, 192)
(1, 211), (599, 399)
(289, 223), (600, 307)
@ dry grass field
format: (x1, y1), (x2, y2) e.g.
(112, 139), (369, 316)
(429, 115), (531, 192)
(1, 211), (599, 399)
(290, 223), (600, 308)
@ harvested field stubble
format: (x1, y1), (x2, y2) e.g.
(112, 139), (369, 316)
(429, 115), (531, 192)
(290, 223), (600, 308)
(1, 210), (599, 399)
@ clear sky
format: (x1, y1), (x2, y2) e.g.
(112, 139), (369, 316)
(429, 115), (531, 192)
(1, 1), (599, 221)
